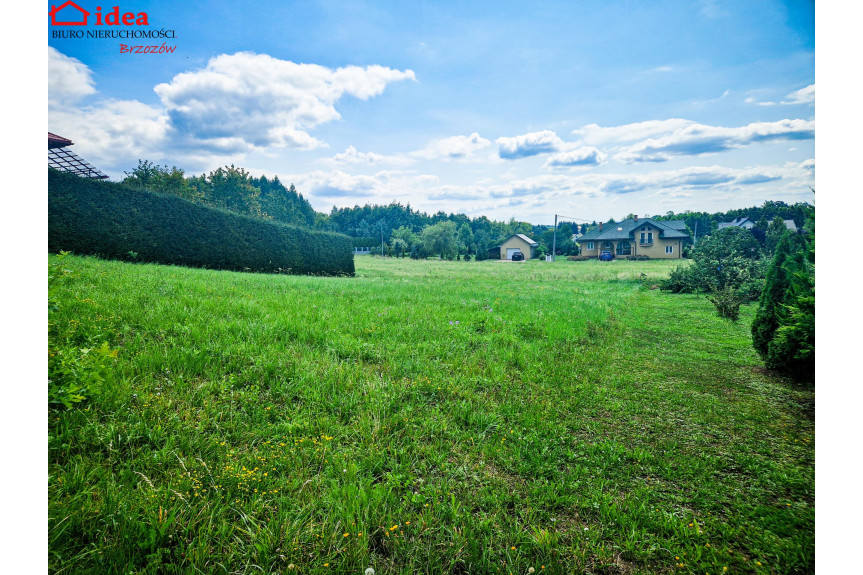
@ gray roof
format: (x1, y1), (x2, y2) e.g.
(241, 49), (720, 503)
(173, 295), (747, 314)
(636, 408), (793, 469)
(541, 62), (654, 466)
(579, 218), (689, 242)
(718, 217), (797, 231)
(493, 234), (539, 249)
(718, 217), (754, 229)
(512, 233), (539, 246)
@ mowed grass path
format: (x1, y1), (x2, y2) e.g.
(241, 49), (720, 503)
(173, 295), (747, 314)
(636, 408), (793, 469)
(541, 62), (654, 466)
(48, 255), (814, 574)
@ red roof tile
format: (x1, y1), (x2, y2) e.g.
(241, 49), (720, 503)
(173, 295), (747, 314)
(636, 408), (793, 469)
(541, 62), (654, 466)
(49, 132), (74, 149)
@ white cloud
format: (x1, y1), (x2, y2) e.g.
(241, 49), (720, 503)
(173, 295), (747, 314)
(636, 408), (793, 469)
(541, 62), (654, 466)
(436, 163), (801, 204)
(782, 84), (815, 105)
(745, 84), (814, 107)
(294, 159), (812, 222)
(326, 133), (490, 167)
(496, 130), (563, 159)
(47, 49), (415, 174)
(48, 46), (96, 105)
(543, 147), (608, 169)
(745, 96), (775, 106)
(326, 145), (418, 168)
(294, 170), (380, 198)
(615, 119), (815, 163)
(331, 146), (386, 165)
(154, 52), (416, 153)
(49, 99), (169, 169)
(413, 132), (491, 160)
(572, 119), (693, 145)
(587, 164), (795, 195)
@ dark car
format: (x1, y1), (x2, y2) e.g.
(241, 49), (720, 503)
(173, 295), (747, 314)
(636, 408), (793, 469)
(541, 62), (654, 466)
(511, 251), (525, 261)
(599, 251), (614, 261)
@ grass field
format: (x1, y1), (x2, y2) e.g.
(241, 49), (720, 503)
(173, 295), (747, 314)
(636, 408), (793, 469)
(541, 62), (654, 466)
(48, 255), (814, 574)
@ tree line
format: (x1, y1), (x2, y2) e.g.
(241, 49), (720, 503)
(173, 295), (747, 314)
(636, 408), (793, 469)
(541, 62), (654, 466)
(122, 161), (316, 229)
(121, 159), (812, 262)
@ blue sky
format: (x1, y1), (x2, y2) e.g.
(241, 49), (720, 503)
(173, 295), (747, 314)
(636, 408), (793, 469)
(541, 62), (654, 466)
(47, 0), (815, 223)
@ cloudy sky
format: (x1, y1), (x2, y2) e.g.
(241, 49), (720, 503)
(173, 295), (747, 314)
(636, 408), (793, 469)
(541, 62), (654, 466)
(47, 0), (814, 223)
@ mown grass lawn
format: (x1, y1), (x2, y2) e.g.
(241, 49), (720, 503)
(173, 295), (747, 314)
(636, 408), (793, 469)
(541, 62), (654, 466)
(48, 255), (814, 574)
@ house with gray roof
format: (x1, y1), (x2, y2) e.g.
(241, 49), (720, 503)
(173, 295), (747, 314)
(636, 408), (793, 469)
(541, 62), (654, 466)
(719, 216), (798, 232)
(578, 216), (689, 259)
(718, 216), (756, 230)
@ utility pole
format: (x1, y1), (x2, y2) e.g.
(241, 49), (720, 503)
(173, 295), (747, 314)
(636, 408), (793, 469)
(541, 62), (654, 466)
(551, 214), (558, 262)
(550, 214), (582, 262)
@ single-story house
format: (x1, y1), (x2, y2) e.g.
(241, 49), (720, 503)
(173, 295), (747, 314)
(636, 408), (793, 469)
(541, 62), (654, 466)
(578, 216), (688, 259)
(493, 234), (539, 260)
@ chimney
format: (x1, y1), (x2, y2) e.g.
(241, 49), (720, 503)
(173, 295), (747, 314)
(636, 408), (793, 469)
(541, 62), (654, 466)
(634, 214), (638, 222)
(599, 221), (603, 231)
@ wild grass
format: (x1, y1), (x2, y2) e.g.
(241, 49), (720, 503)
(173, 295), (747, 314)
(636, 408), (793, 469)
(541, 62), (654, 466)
(48, 255), (814, 574)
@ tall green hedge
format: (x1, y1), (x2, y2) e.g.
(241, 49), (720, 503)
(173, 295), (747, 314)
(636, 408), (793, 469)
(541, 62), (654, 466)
(49, 169), (354, 276)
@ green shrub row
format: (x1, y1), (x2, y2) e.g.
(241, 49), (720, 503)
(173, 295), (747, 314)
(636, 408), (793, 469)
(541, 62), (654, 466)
(49, 169), (354, 276)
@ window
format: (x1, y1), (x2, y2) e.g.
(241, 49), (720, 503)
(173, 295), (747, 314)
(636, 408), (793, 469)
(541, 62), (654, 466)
(640, 231), (653, 244)
(666, 245), (673, 254)
(587, 242), (594, 250)
(616, 241), (631, 256)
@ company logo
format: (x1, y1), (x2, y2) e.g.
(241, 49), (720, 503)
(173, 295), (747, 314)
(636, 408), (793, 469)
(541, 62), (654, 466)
(49, 2), (149, 26)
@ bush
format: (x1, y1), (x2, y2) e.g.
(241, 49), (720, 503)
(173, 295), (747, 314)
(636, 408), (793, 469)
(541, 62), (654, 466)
(626, 255), (650, 261)
(49, 169), (354, 276)
(661, 264), (699, 293)
(706, 287), (742, 321)
(567, 255), (590, 261)
(661, 227), (764, 301)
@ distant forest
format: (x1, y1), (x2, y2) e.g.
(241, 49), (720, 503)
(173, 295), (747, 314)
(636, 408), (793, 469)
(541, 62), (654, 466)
(121, 160), (814, 259)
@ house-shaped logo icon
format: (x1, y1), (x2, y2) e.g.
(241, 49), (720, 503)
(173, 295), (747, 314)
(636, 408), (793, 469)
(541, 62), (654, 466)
(49, 1), (90, 26)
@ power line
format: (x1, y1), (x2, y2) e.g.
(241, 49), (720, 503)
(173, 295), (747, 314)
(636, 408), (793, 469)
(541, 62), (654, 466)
(551, 214), (586, 262)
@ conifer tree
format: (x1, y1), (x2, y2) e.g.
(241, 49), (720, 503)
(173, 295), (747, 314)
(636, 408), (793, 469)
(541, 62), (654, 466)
(751, 231), (798, 358)
(751, 212), (814, 381)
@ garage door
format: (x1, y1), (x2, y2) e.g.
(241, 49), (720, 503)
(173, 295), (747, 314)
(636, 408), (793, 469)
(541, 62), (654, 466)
(506, 248), (522, 259)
